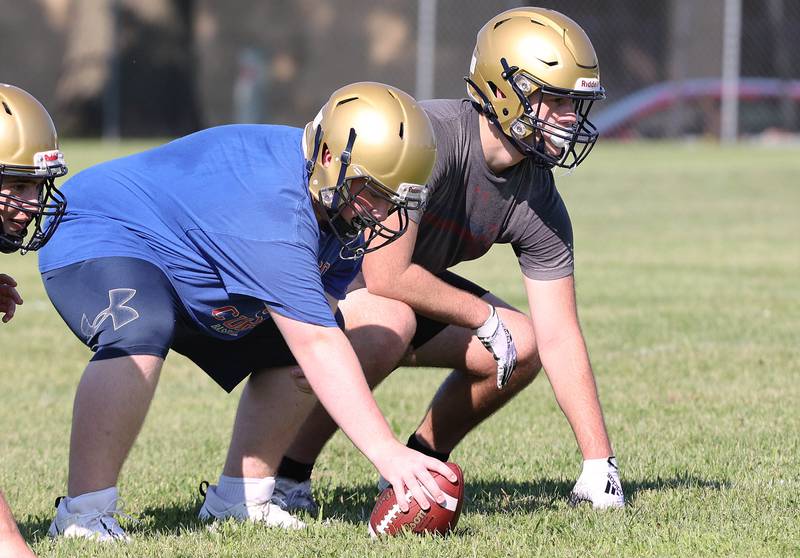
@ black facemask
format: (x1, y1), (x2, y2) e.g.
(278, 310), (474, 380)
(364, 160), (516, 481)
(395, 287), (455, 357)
(0, 170), (67, 254)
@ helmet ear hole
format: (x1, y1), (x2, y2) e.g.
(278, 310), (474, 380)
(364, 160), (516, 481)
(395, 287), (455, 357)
(321, 143), (332, 167)
(487, 81), (506, 100)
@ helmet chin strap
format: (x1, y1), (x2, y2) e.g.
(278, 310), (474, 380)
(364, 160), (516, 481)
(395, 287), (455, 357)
(305, 125), (323, 175)
(0, 235), (22, 253)
(309, 126), (370, 260)
(499, 57), (561, 167)
(464, 74), (555, 168)
(333, 128), (357, 195)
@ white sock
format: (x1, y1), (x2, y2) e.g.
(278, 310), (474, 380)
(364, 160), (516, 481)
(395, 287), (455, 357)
(65, 486), (119, 513)
(216, 475), (275, 504)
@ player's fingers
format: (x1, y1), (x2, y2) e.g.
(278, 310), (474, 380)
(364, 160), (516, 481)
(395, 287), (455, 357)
(0, 274), (17, 287)
(404, 473), (431, 511)
(427, 457), (457, 484)
(389, 479), (410, 513)
(1, 304), (14, 323)
(8, 286), (22, 305)
(415, 467), (446, 506)
(0, 285), (23, 304)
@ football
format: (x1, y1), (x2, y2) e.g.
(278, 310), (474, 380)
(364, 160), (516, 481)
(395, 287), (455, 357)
(368, 462), (464, 537)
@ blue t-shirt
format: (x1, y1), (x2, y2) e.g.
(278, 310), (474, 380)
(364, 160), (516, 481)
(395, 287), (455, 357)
(39, 125), (360, 337)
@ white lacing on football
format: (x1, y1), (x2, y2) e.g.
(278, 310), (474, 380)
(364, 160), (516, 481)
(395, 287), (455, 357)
(374, 501), (403, 536)
(370, 486), (459, 537)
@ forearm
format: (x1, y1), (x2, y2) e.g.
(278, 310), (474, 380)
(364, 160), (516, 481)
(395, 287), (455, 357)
(361, 217), (489, 329)
(539, 334), (613, 459)
(0, 492), (22, 535)
(524, 275), (614, 458)
(367, 262), (490, 329)
(283, 324), (397, 462)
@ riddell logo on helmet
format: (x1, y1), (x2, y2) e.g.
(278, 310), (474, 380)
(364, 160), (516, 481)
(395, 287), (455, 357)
(34, 150), (65, 169)
(574, 78), (600, 91)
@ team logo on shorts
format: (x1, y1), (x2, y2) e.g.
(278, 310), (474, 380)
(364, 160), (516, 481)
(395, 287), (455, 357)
(80, 288), (140, 342)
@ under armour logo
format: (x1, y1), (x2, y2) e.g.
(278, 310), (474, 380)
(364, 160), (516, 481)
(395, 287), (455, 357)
(80, 288), (140, 342)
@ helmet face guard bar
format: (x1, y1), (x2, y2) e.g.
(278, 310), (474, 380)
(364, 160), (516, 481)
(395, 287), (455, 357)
(326, 176), (421, 260)
(500, 58), (602, 169)
(0, 164), (67, 254)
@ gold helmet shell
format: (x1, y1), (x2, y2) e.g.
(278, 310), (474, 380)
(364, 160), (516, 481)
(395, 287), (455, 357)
(303, 82), (436, 258)
(0, 84), (67, 253)
(466, 7), (605, 168)
(0, 84), (66, 177)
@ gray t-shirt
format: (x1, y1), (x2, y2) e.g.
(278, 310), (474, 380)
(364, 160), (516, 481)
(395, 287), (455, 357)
(412, 99), (574, 281)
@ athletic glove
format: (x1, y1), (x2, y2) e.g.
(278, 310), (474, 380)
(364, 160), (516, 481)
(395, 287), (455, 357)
(568, 456), (625, 509)
(474, 304), (517, 389)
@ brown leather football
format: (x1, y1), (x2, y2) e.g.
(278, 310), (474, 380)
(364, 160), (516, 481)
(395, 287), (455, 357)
(368, 462), (464, 537)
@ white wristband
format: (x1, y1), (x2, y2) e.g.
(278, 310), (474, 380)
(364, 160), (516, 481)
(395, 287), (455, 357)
(582, 456), (617, 475)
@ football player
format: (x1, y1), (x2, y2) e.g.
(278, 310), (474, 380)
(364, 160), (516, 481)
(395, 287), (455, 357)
(41, 82), (455, 541)
(275, 7), (625, 514)
(0, 83), (68, 558)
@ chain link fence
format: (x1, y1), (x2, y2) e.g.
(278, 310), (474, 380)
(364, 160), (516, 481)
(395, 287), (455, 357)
(0, 0), (798, 139)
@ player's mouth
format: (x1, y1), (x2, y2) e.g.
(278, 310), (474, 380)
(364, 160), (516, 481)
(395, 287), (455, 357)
(548, 133), (568, 151)
(4, 220), (29, 235)
(529, 131), (566, 156)
(543, 116), (577, 155)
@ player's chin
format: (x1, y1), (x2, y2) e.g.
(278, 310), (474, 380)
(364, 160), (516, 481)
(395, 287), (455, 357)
(3, 221), (28, 236)
(543, 138), (566, 156)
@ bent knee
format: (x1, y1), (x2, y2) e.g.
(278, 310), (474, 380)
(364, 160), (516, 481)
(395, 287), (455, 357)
(512, 352), (542, 388)
(512, 333), (541, 384)
(341, 292), (417, 356)
(389, 301), (417, 345)
(496, 312), (541, 385)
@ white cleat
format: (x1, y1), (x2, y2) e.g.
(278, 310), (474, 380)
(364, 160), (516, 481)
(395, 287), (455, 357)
(47, 487), (132, 542)
(198, 481), (305, 529)
(272, 477), (318, 516)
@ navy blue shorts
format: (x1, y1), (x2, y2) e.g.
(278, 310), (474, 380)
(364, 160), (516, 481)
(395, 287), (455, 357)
(409, 271), (489, 348)
(42, 257), (344, 392)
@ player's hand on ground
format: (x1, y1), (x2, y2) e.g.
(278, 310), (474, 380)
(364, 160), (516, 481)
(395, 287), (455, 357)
(474, 304), (517, 388)
(568, 456), (625, 509)
(371, 443), (457, 513)
(0, 274), (23, 323)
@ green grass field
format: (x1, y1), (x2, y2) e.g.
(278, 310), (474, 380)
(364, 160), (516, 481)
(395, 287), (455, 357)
(1, 140), (798, 557)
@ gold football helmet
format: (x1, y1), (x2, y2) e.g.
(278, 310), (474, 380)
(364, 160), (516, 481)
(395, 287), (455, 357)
(0, 84), (67, 253)
(466, 7), (605, 168)
(304, 82), (436, 258)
